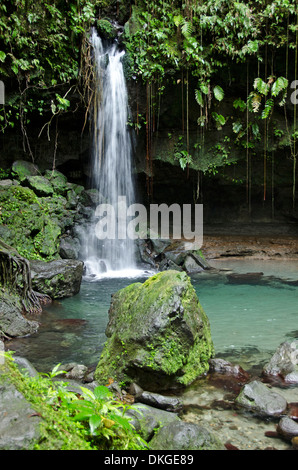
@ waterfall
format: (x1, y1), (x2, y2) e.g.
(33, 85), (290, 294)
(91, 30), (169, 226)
(81, 29), (139, 279)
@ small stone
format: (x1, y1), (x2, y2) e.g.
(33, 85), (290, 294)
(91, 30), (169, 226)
(138, 391), (183, 412)
(66, 364), (88, 381)
(292, 436), (298, 449)
(284, 372), (298, 384)
(128, 382), (143, 397)
(277, 417), (298, 441)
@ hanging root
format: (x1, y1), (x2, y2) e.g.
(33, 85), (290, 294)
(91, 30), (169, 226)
(0, 239), (49, 314)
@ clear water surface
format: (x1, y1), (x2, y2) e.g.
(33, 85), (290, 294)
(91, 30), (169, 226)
(6, 260), (298, 373)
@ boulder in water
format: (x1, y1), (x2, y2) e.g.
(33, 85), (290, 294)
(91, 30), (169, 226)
(95, 270), (214, 391)
(262, 341), (298, 379)
(235, 380), (288, 417)
(30, 259), (84, 299)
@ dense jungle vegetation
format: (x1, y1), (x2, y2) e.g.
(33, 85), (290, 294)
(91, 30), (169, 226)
(0, 0), (297, 211)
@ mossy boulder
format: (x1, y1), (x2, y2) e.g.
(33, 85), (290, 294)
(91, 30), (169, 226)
(11, 160), (39, 182)
(43, 170), (68, 195)
(26, 176), (54, 196)
(95, 270), (214, 391)
(0, 168), (78, 261)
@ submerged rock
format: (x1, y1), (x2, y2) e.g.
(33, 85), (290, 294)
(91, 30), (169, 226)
(227, 272), (264, 284)
(209, 358), (250, 381)
(95, 270), (214, 391)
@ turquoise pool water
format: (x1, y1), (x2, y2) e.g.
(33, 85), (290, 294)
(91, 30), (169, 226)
(6, 260), (298, 372)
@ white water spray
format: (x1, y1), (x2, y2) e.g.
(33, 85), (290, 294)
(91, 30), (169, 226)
(80, 30), (144, 280)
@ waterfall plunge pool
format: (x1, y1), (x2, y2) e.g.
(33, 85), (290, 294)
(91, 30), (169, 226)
(6, 259), (298, 374)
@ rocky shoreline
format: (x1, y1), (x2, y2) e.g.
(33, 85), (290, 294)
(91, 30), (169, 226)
(1, 340), (298, 450)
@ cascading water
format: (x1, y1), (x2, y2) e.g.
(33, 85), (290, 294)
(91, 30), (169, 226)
(80, 29), (140, 279)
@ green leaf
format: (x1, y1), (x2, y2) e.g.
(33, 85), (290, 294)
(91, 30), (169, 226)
(213, 85), (224, 101)
(200, 83), (209, 95)
(93, 386), (113, 401)
(11, 63), (18, 75)
(253, 78), (269, 96)
(56, 94), (70, 110)
(233, 121), (243, 133)
(173, 15), (183, 27)
(181, 20), (193, 38)
(233, 98), (246, 112)
(80, 386), (96, 401)
(212, 112), (226, 126)
(247, 40), (259, 53)
(195, 89), (204, 107)
(261, 98), (274, 119)
(110, 414), (132, 431)
(271, 77), (288, 97)
(251, 123), (260, 137)
(89, 414), (102, 434)
(0, 51), (6, 62)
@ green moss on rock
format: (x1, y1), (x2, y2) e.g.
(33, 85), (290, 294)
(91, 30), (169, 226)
(95, 270), (214, 391)
(0, 168), (77, 261)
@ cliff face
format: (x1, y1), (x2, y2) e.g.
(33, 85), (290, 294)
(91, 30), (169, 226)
(128, 76), (296, 225)
(0, 0), (297, 228)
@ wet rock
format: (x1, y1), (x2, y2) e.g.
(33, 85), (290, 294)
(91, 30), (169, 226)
(183, 255), (204, 273)
(187, 251), (210, 270)
(277, 417), (298, 441)
(263, 341), (298, 378)
(0, 292), (39, 338)
(125, 403), (180, 442)
(0, 179), (13, 188)
(0, 376), (41, 449)
(59, 236), (81, 260)
(288, 403), (298, 420)
(136, 239), (156, 268)
(65, 364), (88, 381)
(137, 391), (183, 412)
(235, 380), (288, 418)
(284, 372), (298, 385)
(14, 357), (39, 378)
(95, 270), (214, 391)
(128, 382), (143, 398)
(209, 358), (250, 380)
(149, 421), (225, 450)
(11, 160), (39, 181)
(26, 175), (54, 196)
(30, 259), (84, 299)
(151, 238), (172, 255)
